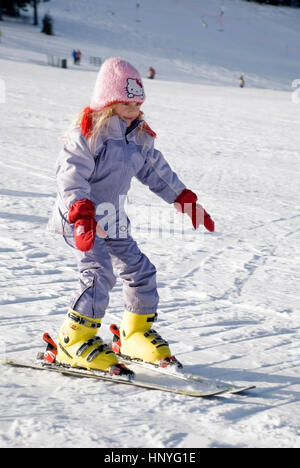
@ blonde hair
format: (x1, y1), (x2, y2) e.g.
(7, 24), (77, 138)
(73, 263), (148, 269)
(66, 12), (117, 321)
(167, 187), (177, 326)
(65, 104), (145, 153)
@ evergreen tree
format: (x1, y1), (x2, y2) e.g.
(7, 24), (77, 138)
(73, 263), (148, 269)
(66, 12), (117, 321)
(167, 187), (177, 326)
(2, 1), (52, 23)
(244, 0), (300, 5)
(3, 1), (30, 16)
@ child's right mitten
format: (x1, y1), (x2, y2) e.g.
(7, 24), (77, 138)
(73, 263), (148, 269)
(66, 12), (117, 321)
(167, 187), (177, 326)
(68, 199), (97, 252)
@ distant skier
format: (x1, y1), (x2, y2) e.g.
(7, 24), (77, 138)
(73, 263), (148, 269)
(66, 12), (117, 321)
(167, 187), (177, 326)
(72, 49), (82, 65)
(72, 49), (77, 64)
(147, 66), (156, 79)
(238, 75), (245, 88)
(76, 49), (82, 65)
(41, 12), (53, 36)
(48, 57), (215, 373)
(72, 49), (77, 65)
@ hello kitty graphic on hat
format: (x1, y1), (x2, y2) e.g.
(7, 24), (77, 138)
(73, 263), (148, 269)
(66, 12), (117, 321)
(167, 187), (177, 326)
(90, 57), (145, 111)
(126, 78), (144, 99)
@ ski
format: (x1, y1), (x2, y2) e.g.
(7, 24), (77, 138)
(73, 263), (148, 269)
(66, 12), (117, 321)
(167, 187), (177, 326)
(109, 324), (256, 395)
(116, 355), (256, 395)
(1, 358), (230, 398)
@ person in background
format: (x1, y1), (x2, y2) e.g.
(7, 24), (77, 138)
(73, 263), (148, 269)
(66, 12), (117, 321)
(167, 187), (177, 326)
(238, 75), (245, 88)
(72, 49), (82, 65)
(147, 66), (156, 79)
(76, 49), (82, 65)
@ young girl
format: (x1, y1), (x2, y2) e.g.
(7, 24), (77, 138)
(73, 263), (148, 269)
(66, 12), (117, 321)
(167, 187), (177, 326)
(49, 57), (215, 374)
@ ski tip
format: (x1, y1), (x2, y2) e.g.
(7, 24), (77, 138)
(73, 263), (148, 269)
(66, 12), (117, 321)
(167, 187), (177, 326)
(228, 384), (256, 394)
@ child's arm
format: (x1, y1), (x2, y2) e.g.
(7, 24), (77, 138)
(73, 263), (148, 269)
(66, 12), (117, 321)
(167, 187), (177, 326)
(136, 147), (215, 232)
(136, 148), (186, 204)
(56, 129), (99, 250)
(57, 129), (95, 209)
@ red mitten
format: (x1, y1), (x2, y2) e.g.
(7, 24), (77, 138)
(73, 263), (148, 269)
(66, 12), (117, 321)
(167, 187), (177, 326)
(68, 198), (95, 223)
(68, 199), (97, 251)
(73, 218), (97, 252)
(203, 210), (215, 232)
(174, 189), (215, 232)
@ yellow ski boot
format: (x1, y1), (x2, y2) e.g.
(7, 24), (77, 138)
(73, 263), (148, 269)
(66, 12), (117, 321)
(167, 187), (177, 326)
(57, 310), (119, 372)
(117, 310), (175, 366)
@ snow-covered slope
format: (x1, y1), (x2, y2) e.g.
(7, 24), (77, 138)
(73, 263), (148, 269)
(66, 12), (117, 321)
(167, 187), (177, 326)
(0, 0), (300, 449)
(1, 0), (300, 88)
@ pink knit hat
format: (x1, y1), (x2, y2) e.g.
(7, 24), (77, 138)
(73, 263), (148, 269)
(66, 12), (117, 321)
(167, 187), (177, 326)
(90, 57), (145, 111)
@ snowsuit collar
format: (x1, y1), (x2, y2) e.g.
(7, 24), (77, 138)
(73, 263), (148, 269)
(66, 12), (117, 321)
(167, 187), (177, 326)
(104, 115), (142, 141)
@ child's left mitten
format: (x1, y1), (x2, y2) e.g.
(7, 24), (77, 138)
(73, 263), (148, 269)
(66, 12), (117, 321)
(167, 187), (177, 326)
(174, 189), (215, 232)
(68, 199), (97, 251)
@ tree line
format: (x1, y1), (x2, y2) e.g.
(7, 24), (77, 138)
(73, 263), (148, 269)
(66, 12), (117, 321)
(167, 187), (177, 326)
(243, 0), (300, 6)
(0, 1), (51, 24)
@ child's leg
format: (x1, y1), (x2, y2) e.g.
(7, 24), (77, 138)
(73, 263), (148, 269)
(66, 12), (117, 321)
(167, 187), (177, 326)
(70, 237), (116, 319)
(56, 237), (118, 370)
(106, 236), (158, 315)
(107, 237), (171, 363)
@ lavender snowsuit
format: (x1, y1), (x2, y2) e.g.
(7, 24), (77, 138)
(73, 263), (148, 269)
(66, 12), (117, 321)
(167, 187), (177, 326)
(49, 116), (186, 318)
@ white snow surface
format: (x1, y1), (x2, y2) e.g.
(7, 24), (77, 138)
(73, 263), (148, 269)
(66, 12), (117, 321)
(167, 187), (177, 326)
(0, 0), (300, 448)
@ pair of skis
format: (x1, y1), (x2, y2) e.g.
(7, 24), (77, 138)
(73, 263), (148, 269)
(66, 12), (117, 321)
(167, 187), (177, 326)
(2, 327), (255, 398)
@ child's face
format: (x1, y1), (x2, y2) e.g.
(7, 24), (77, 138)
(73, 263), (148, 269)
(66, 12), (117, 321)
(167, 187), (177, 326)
(114, 102), (142, 127)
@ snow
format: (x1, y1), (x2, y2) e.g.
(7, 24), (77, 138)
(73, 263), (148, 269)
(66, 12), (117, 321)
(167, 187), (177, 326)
(0, 0), (300, 449)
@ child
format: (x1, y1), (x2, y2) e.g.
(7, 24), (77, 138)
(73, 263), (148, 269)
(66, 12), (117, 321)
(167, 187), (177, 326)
(49, 57), (215, 373)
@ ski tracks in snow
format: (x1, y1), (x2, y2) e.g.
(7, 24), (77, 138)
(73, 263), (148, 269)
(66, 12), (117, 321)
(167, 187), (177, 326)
(1, 54), (300, 447)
